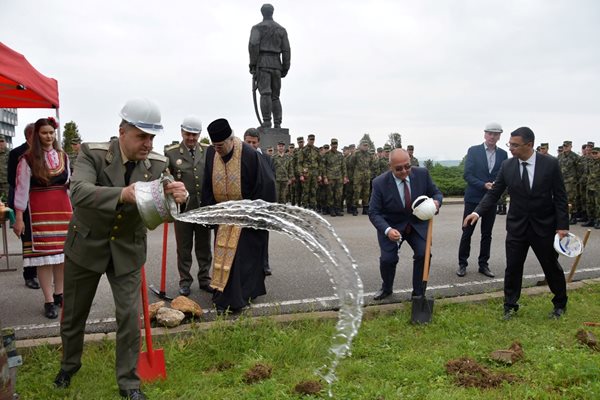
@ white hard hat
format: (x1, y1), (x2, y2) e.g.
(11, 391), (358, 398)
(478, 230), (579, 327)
(181, 115), (202, 134)
(412, 195), (437, 221)
(119, 98), (163, 135)
(553, 233), (584, 258)
(484, 122), (503, 134)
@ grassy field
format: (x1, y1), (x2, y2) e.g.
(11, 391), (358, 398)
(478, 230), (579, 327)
(15, 282), (600, 399)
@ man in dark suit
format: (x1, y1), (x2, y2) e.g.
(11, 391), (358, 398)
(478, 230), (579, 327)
(464, 127), (569, 320)
(369, 149), (443, 300)
(457, 122), (508, 278)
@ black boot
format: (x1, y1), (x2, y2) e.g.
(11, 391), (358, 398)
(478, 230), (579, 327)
(322, 206), (330, 215)
(336, 208), (344, 216)
(582, 218), (595, 227)
(352, 206), (358, 216)
(53, 293), (63, 307)
(594, 220), (600, 229)
(577, 212), (588, 222)
(497, 205), (506, 215)
(569, 214), (578, 225)
(362, 205), (369, 215)
(496, 205), (502, 215)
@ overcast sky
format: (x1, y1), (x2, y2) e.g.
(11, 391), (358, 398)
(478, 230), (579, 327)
(2, 0), (599, 160)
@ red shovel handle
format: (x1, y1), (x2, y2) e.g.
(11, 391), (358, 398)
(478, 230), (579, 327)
(140, 266), (154, 355)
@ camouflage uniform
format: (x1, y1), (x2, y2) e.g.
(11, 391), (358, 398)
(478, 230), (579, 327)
(586, 147), (600, 228)
(272, 148), (292, 203)
(376, 146), (390, 177)
(581, 142), (597, 227)
(558, 141), (581, 223)
(322, 140), (347, 216)
(292, 138), (304, 206)
(0, 141), (8, 202)
(407, 145), (419, 167)
(344, 145), (356, 213)
(298, 136), (321, 209)
(350, 142), (374, 215)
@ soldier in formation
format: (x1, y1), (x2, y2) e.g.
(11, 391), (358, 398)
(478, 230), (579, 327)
(272, 140), (293, 203)
(407, 145), (419, 166)
(322, 138), (348, 216)
(349, 140), (374, 216)
(558, 140), (581, 224)
(586, 146), (600, 229)
(297, 134), (321, 209)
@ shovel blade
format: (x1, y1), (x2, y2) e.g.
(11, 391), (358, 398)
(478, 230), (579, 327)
(411, 296), (434, 324)
(137, 349), (167, 382)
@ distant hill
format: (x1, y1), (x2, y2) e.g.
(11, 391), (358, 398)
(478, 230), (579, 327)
(434, 160), (461, 167)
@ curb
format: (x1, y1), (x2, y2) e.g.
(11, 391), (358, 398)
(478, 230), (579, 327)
(16, 277), (600, 350)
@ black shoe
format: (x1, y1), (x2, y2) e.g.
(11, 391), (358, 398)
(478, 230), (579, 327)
(25, 277), (40, 289)
(595, 222), (600, 229)
(119, 388), (147, 400)
(352, 207), (358, 216)
(199, 284), (215, 294)
(503, 309), (516, 321)
(581, 219), (594, 227)
(373, 289), (392, 301)
(53, 293), (63, 307)
(456, 266), (467, 277)
(569, 215), (578, 225)
(362, 206), (369, 215)
(44, 302), (58, 319)
(54, 369), (72, 388)
(178, 286), (191, 296)
(549, 307), (566, 319)
(478, 267), (495, 278)
(336, 209), (344, 217)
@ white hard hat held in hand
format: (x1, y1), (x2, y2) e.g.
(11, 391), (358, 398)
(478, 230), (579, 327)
(119, 98), (163, 135)
(412, 195), (436, 221)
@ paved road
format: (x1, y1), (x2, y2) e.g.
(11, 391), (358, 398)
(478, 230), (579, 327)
(1, 202), (598, 339)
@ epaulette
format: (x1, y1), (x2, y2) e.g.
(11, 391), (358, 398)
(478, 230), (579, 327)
(165, 143), (180, 152)
(87, 142), (111, 151)
(148, 152), (168, 163)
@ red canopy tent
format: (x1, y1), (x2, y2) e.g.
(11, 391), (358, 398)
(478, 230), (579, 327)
(0, 42), (59, 109)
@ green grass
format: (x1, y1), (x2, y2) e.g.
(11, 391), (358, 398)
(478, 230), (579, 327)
(16, 282), (600, 399)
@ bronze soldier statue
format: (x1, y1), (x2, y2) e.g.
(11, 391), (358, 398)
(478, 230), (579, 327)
(249, 4), (291, 128)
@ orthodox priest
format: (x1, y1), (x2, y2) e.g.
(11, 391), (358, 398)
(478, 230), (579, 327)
(202, 118), (276, 313)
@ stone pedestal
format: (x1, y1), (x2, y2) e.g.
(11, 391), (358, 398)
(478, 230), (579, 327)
(257, 127), (290, 151)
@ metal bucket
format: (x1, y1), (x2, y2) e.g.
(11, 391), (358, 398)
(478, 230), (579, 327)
(135, 174), (179, 230)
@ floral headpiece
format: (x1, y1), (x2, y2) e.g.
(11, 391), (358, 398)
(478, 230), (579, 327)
(46, 116), (59, 129)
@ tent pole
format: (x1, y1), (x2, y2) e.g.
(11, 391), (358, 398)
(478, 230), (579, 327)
(56, 108), (61, 147)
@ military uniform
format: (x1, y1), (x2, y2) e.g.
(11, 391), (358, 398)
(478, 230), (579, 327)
(350, 143), (374, 215)
(344, 145), (356, 213)
(581, 142), (597, 227)
(376, 145), (391, 177)
(60, 139), (168, 391)
(68, 136), (82, 172)
(292, 137), (304, 206)
(407, 145), (420, 167)
(0, 137), (9, 202)
(558, 141), (581, 223)
(272, 146), (293, 203)
(298, 136), (321, 209)
(322, 139), (347, 216)
(586, 147), (600, 228)
(165, 141), (213, 291)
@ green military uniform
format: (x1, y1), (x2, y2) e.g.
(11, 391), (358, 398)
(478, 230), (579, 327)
(68, 136), (82, 172)
(407, 145), (419, 167)
(317, 145), (329, 213)
(322, 139), (347, 216)
(586, 147), (600, 228)
(60, 139), (168, 390)
(165, 141), (212, 290)
(350, 141), (374, 215)
(376, 145), (391, 177)
(0, 137), (9, 202)
(292, 137), (304, 206)
(272, 144), (293, 203)
(557, 141), (581, 223)
(581, 142), (597, 227)
(344, 145), (356, 213)
(298, 135), (321, 209)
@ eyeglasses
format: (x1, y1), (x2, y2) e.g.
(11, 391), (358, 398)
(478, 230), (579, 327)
(394, 164), (412, 172)
(506, 142), (530, 149)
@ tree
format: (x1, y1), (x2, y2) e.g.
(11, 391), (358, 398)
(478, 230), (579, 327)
(387, 132), (402, 149)
(62, 121), (81, 153)
(424, 159), (434, 170)
(359, 133), (375, 150)
(200, 136), (210, 145)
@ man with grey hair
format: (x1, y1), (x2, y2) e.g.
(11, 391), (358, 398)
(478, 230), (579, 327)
(249, 3), (291, 128)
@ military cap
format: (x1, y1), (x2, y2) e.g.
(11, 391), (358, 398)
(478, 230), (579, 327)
(540, 143), (548, 147)
(587, 141), (595, 147)
(349, 144), (356, 149)
(558, 145), (564, 150)
(591, 147), (600, 152)
(331, 138), (338, 144)
(288, 143), (295, 148)
(407, 145), (414, 150)
(369, 148), (375, 154)
(377, 147), (383, 152)
(582, 144), (588, 149)
(360, 139), (369, 145)
(307, 134), (315, 140)
(277, 140), (285, 145)
(323, 144), (330, 149)
(297, 136), (304, 142)
(267, 146), (274, 150)
(383, 144), (392, 151)
(0, 136), (5, 142)
(71, 136), (82, 144)
(563, 140), (572, 145)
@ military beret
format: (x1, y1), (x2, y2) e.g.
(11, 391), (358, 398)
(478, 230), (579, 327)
(540, 143), (548, 147)
(277, 141), (285, 145)
(297, 136), (304, 142)
(360, 139), (369, 145)
(377, 147), (383, 152)
(407, 145), (414, 150)
(307, 134), (315, 139)
(587, 141), (595, 147)
(563, 140), (572, 145)
(331, 138), (338, 144)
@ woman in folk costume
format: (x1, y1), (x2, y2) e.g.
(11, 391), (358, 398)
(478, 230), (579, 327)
(13, 117), (72, 319)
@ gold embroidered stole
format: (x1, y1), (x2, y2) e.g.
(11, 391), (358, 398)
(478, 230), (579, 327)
(210, 137), (243, 292)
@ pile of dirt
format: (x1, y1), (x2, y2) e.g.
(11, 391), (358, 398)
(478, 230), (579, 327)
(490, 341), (525, 364)
(445, 357), (517, 388)
(576, 329), (599, 351)
(243, 363), (272, 384)
(294, 380), (323, 395)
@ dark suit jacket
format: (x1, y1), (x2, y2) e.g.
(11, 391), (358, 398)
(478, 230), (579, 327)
(369, 167), (443, 241)
(463, 144), (508, 203)
(474, 153), (568, 237)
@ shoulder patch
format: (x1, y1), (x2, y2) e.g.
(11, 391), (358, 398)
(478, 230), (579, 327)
(165, 143), (180, 152)
(87, 142), (111, 151)
(148, 152), (168, 163)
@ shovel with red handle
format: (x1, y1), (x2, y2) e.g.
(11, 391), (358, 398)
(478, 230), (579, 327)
(137, 265), (167, 381)
(149, 223), (173, 300)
